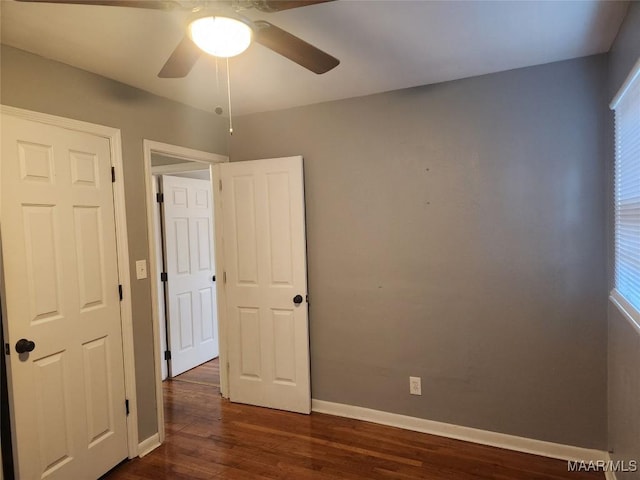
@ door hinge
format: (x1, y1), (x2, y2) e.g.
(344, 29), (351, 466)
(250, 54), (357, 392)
(125, 399), (130, 416)
(111, 166), (116, 183)
(160, 272), (168, 282)
(219, 179), (222, 191)
(223, 271), (227, 283)
(164, 350), (171, 361)
(4, 343), (9, 355)
(118, 284), (123, 301)
(156, 192), (164, 203)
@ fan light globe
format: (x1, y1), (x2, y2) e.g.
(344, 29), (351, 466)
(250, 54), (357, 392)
(188, 16), (252, 58)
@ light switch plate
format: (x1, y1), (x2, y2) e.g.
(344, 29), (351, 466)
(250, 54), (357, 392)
(135, 260), (147, 280)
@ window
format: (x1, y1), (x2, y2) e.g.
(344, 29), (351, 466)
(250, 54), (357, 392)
(611, 57), (640, 323)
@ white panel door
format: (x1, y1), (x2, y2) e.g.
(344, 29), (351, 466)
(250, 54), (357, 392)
(161, 175), (218, 376)
(220, 156), (310, 414)
(1, 114), (128, 479)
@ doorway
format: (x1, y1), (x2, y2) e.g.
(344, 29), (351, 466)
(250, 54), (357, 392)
(142, 140), (228, 447)
(144, 149), (312, 453)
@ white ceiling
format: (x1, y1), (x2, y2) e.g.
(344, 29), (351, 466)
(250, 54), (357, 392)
(0, 0), (629, 116)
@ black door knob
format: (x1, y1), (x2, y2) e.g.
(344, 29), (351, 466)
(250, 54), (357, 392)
(15, 338), (36, 354)
(293, 294), (304, 305)
(212, 275), (216, 282)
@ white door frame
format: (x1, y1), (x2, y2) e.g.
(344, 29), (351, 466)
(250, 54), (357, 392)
(142, 140), (228, 446)
(0, 105), (139, 459)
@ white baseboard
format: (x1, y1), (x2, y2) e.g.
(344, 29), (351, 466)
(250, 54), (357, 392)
(138, 433), (161, 458)
(311, 399), (608, 463)
(605, 467), (618, 480)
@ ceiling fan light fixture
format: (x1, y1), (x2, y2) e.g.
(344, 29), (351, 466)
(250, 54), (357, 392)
(188, 16), (253, 58)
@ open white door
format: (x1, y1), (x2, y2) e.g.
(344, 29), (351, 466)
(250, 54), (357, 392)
(220, 156), (310, 413)
(1, 114), (128, 479)
(161, 175), (218, 376)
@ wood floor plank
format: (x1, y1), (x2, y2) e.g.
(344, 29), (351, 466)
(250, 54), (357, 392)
(103, 359), (604, 480)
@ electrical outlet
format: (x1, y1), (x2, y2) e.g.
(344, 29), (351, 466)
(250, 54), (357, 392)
(135, 259), (147, 280)
(409, 376), (422, 396)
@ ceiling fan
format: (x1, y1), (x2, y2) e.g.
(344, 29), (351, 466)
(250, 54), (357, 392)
(15, 0), (340, 78)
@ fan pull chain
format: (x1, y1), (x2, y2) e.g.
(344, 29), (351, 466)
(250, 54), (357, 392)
(226, 58), (234, 135)
(213, 58), (223, 116)
(215, 57), (220, 96)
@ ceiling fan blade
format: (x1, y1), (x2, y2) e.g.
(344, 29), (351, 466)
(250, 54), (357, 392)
(158, 36), (202, 78)
(251, 0), (335, 13)
(13, 0), (179, 9)
(253, 20), (339, 74)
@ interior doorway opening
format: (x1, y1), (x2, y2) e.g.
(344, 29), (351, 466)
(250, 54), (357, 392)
(142, 140), (228, 449)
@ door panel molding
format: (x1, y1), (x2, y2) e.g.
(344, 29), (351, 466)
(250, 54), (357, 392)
(142, 140), (228, 447)
(0, 105), (138, 461)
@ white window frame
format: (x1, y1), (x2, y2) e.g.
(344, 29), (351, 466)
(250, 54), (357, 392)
(610, 56), (640, 333)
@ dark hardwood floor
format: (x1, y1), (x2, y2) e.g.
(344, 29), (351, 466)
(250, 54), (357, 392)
(170, 359), (220, 388)
(104, 360), (603, 479)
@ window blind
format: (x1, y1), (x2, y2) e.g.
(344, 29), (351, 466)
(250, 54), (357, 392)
(612, 58), (640, 314)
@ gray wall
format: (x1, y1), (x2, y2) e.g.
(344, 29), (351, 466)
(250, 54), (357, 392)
(0, 45), (229, 440)
(607, 2), (640, 477)
(230, 55), (609, 448)
(608, 304), (640, 478)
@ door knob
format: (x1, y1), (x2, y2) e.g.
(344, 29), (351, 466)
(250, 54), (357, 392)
(15, 338), (36, 354)
(212, 275), (216, 282)
(293, 294), (304, 305)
